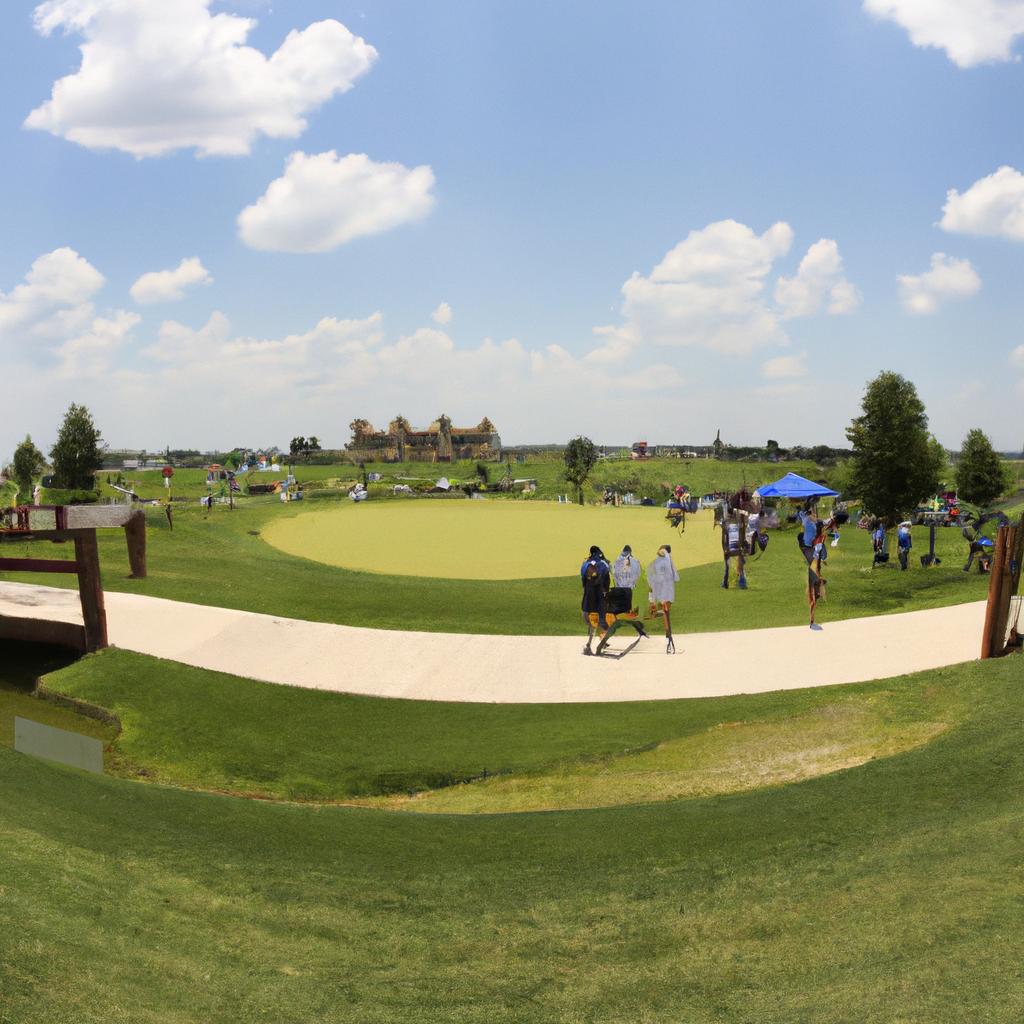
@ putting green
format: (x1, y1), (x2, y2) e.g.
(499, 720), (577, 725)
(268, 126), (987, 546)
(262, 501), (724, 580)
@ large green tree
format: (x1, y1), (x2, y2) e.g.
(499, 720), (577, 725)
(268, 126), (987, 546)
(563, 436), (598, 505)
(956, 428), (1011, 508)
(12, 435), (46, 502)
(845, 372), (945, 524)
(50, 404), (104, 490)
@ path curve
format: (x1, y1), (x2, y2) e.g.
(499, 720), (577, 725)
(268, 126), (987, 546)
(0, 582), (985, 703)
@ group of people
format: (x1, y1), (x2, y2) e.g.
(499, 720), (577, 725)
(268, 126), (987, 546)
(580, 543), (680, 655)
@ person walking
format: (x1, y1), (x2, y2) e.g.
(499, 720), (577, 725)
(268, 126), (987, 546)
(871, 519), (889, 568)
(797, 501), (826, 629)
(721, 509), (749, 589)
(647, 545), (679, 653)
(612, 544), (642, 615)
(897, 521), (913, 571)
(581, 545), (611, 655)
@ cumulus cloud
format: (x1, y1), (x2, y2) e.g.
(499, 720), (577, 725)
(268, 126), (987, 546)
(142, 311), (682, 403)
(898, 253), (981, 314)
(0, 247), (139, 379)
(863, 0), (1024, 67)
(0, 247), (104, 333)
(940, 166), (1024, 240)
(26, 0), (377, 157)
(130, 258), (212, 305)
(55, 309), (140, 378)
(238, 151), (437, 253)
(608, 220), (858, 354)
(431, 302), (453, 326)
(761, 352), (809, 379)
(775, 239), (860, 318)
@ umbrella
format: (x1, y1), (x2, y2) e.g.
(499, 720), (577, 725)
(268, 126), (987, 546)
(754, 472), (838, 499)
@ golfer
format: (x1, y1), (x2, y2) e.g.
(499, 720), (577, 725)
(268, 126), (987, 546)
(647, 545), (679, 654)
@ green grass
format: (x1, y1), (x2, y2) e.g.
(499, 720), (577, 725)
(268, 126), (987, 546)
(2, 654), (1024, 1022)
(262, 502), (725, 579)
(0, 495), (989, 634)
(40, 648), (967, 804)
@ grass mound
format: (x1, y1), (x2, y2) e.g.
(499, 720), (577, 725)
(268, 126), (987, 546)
(1, 656), (1022, 1022)
(43, 649), (965, 808)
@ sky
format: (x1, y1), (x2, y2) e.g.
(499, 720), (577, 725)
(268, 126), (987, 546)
(2, 0), (1024, 461)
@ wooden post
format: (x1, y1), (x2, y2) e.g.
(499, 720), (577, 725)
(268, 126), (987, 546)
(992, 524), (1020, 658)
(124, 510), (147, 578)
(74, 531), (108, 652)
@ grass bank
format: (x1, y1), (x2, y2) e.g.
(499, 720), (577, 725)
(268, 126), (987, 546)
(40, 648), (966, 805)
(1, 655), (1022, 1022)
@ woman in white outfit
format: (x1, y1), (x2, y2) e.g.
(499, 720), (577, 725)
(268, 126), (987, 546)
(646, 545), (680, 654)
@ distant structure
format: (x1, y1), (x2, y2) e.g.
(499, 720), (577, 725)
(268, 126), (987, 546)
(630, 440), (652, 460)
(712, 429), (727, 459)
(347, 415), (501, 462)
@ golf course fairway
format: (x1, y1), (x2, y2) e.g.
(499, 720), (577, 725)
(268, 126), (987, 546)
(261, 501), (724, 579)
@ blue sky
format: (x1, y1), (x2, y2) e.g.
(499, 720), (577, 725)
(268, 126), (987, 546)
(2, 0), (1023, 460)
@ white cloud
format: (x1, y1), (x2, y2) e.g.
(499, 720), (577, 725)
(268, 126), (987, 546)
(0, 247), (140, 381)
(0, 247), (104, 333)
(775, 239), (860, 318)
(26, 0), (377, 157)
(130, 258), (212, 305)
(1011, 344), (1024, 368)
(940, 166), (1024, 240)
(431, 302), (453, 326)
(898, 253), (981, 314)
(238, 152), (436, 253)
(761, 352), (809, 379)
(608, 220), (858, 354)
(55, 309), (140, 378)
(863, 0), (1024, 67)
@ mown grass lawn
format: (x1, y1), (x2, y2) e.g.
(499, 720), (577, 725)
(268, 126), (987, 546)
(2, 654), (1023, 1023)
(45, 648), (967, 807)
(0, 494), (990, 635)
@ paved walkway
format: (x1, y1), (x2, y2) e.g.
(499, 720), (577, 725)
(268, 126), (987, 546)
(0, 582), (986, 703)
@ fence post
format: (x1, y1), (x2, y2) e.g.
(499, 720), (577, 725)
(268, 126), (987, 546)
(74, 531), (108, 652)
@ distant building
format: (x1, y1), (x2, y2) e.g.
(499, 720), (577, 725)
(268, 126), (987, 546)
(347, 415), (501, 462)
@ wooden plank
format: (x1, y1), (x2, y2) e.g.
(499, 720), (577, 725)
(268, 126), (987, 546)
(0, 558), (79, 573)
(74, 532), (108, 652)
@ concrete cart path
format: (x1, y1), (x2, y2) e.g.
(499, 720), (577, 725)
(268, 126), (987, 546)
(0, 582), (987, 703)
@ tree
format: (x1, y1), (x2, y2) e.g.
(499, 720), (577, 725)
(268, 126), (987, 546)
(50, 404), (103, 490)
(307, 437), (321, 453)
(289, 437), (307, 458)
(563, 436), (598, 505)
(845, 372), (944, 524)
(12, 435), (46, 502)
(956, 428), (1011, 508)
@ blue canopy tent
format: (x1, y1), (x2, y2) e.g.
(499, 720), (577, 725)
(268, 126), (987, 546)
(755, 472), (838, 500)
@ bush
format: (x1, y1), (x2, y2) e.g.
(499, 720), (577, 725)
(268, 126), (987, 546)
(38, 487), (101, 505)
